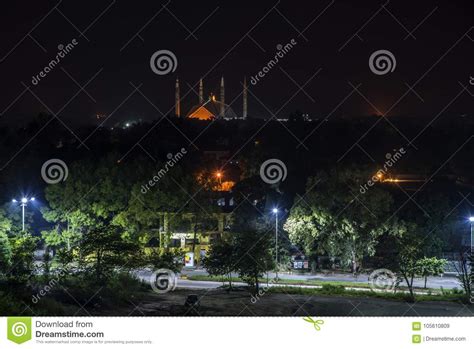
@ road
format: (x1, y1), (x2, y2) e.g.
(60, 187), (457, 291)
(180, 268), (461, 289)
(135, 268), (462, 291)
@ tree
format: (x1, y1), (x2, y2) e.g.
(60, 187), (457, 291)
(387, 189), (465, 261)
(284, 168), (393, 273)
(112, 160), (218, 255)
(3, 203), (34, 236)
(389, 221), (423, 302)
(233, 229), (274, 293)
(39, 227), (78, 276)
(0, 209), (12, 234)
(396, 246), (420, 301)
(0, 231), (11, 276)
(0, 210), (12, 275)
(7, 234), (38, 284)
(42, 156), (134, 241)
(416, 257), (446, 289)
(470, 254), (474, 302)
(147, 249), (184, 274)
(41, 229), (64, 248)
(203, 239), (235, 288)
(454, 252), (472, 302)
(79, 225), (142, 283)
(222, 197), (275, 293)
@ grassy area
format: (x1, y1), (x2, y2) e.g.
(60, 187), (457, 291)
(185, 274), (436, 292)
(267, 285), (467, 303)
(185, 275), (467, 302)
(186, 274), (368, 287)
(0, 272), (151, 316)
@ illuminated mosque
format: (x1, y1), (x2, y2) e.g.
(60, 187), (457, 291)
(174, 77), (248, 120)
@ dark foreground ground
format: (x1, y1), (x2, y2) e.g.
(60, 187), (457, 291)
(94, 289), (473, 317)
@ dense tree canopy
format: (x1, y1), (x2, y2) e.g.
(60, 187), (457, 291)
(284, 167), (393, 272)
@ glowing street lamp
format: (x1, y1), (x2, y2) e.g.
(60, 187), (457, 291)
(12, 197), (35, 232)
(469, 217), (474, 253)
(215, 171), (223, 185)
(272, 208), (279, 280)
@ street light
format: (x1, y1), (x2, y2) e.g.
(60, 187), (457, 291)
(469, 217), (474, 253)
(215, 171), (223, 188)
(12, 197), (35, 232)
(272, 208), (279, 280)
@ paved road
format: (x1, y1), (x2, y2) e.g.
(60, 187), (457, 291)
(179, 268), (462, 289)
(135, 268), (462, 291)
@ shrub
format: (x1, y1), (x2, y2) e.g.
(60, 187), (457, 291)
(0, 231), (12, 275)
(321, 284), (345, 294)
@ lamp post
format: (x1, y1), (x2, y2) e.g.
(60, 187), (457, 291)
(216, 171), (222, 185)
(469, 217), (474, 254)
(272, 208), (279, 280)
(12, 197), (35, 232)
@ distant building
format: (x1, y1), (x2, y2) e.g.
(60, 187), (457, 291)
(150, 146), (241, 267)
(175, 76), (248, 120)
(152, 210), (232, 267)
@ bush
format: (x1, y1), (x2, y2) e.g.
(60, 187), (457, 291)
(0, 231), (12, 275)
(102, 272), (148, 304)
(6, 234), (37, 285)
(147, 249), (184, 273)
(46, 270), (147, 312)
(320, 284), (346, 294)
(0, 292), (28, 315)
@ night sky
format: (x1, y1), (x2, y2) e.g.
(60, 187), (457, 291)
(0, 0), (473, 126)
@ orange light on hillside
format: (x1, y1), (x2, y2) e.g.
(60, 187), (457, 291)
(220, 181), (235, 192)
(384, 178), (399, 183)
